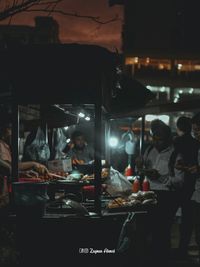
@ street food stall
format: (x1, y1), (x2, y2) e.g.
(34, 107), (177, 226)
(1, 44), (200, 265)
(0, 44), (158, 265)
(5, 43), (155, 212)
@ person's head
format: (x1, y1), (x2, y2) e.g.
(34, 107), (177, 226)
(71, 131), (86, 150)
(176, 116), (192, 136)
(0, 123), (12, 146)
(191, 112), (200, 141)
(150, 119), (166, 136)
(151, 122), (172, 152)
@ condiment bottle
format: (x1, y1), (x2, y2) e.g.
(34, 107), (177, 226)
(142, 176), (150, 191)
(132, 177), (140, 193)
(125, 164), (133, 176)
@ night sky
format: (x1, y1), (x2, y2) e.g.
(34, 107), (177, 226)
(0, 0), (123, 51)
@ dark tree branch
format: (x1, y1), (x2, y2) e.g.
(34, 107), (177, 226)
(25, 8), (120, 24)
(0, 0), (121, 25)
(34, 0), (62, 5)
(47, 2), (58, 17)
(0, 0), (41, 20)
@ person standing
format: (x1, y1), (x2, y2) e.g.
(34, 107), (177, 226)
(173, 116), (200, 258)
(136, 120), (184, 266)
(189, 112), (200, 259)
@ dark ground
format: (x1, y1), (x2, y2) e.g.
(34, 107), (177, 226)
(0, 213), (200, 267)
(169, 218), (200, 267)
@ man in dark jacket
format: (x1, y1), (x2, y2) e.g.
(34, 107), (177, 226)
(174, 116), (200, 258)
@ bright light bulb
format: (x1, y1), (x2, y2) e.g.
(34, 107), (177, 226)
(177, 64), (182, 70)
(66, 138), (71, 143)
(85, 116), (90, 121)
(78, 112), (85, 118)
(109, 137), (119, 148)
(64, 126), (69, 130)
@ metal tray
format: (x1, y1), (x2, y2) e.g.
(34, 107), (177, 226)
(106, 203), (157, 213)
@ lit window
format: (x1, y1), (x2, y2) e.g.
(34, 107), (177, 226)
(125, 57), (134, 65)
(134, 57), (139, 63)
(177, 64), (182, 70)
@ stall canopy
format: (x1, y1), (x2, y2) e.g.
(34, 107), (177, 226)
(1, 43), (154, 116)
(110, 74), (155, 115)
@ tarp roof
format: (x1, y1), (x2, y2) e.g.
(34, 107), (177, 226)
(1, 43), (154, 118)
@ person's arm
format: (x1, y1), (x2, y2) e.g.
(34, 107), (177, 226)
(0, 159), (11, 176)
(167, 154), (184, 189)
(0, 142), (11, 175)
(182, 149), (200, 174)
(18, 161), (48, 174)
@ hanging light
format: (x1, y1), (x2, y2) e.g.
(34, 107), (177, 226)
(109, 137), (119, 148)
(85, 116), (90, 121)
(78, 112), (85, 118)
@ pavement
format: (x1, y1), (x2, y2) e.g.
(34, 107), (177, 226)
(169, 219), (200, 267)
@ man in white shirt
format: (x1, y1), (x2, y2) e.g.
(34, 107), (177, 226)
(137, 121), (184, 266)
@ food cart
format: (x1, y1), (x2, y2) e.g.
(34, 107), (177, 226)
(0, 44), (157, 266)
(1, 44), (200, 265)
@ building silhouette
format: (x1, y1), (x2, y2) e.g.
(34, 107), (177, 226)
(109, 0), (200, 104)
(0, 16), (60, 48)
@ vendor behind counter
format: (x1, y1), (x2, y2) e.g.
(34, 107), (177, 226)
(64, 131), (94, 174)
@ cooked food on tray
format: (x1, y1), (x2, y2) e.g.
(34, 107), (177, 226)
(107, 190), (157, 209)
(81, 168), (110, 181)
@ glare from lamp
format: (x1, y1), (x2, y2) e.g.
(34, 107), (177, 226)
(64, 126), (69, 130)
(109, 137), (119, 148)
(158, 115), (170, 125)
(146, 115), (157, 122)
(85, 116), (90, 121)
(78, 112), (85, 118)
(146, 114), (170, 125)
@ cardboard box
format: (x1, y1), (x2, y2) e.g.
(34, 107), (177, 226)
(47, 158), (72, 172)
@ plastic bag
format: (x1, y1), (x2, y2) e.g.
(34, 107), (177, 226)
(117, 213), (136, 253)
(105, 167), (132, 197)
(24, 127), (50, 163)
(53, 128), (67, 159)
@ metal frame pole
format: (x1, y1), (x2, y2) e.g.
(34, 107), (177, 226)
(140, 115), (145, 155)
(104, 118), (111, 166)
(11, 103), (19, 181)
(94, 102), (102, 215)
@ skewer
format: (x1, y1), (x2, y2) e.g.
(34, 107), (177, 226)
(48, 172), (67, 180)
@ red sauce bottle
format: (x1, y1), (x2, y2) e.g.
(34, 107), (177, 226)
(125, 164), (133, 176)
(132, 177), (140, 193)
(142, 176), (150, 191)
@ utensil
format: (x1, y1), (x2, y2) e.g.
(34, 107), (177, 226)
(48, 172), (67, 180)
